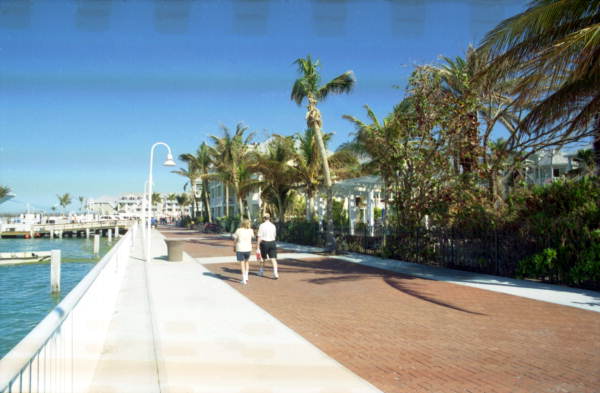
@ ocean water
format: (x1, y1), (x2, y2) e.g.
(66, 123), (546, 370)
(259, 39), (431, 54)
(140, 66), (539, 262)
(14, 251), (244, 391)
(0, 237), (114, 358)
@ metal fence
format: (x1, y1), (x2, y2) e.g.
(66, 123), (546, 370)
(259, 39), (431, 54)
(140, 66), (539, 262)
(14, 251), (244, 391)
(278, 221), (538, 279)
(0, 224), (136, 393)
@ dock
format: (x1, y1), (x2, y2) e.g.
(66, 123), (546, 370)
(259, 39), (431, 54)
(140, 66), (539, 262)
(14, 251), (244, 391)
(0, 220), (132, 239)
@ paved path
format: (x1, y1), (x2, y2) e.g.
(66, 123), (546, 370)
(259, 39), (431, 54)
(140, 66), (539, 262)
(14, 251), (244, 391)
(165, 228), (600, 393)
(88, 227), (382, 393)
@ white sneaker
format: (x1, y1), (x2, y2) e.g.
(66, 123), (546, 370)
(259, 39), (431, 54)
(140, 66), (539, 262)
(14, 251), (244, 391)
(240, 279), (247, 285)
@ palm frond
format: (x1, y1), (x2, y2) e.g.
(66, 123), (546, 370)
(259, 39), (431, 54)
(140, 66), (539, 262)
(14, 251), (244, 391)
(317, 71), (355, 101)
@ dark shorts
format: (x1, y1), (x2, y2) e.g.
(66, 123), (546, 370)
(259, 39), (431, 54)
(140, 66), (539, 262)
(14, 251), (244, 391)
(236, 251), (251, 262)
(259, 241), (277, 259)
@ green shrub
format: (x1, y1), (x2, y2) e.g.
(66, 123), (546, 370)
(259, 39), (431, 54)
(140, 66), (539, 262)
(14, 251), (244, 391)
(515, 177), (600, 287)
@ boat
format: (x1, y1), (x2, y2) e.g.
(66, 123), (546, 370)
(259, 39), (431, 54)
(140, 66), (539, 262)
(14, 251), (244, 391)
(0, 251), (52, 265)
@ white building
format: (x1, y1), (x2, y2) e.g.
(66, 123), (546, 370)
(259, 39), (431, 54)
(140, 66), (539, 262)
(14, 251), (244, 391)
(86, 193), (187, 220)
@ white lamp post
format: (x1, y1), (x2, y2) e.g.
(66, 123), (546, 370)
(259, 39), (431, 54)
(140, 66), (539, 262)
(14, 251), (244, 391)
(146, 142), (176, 262)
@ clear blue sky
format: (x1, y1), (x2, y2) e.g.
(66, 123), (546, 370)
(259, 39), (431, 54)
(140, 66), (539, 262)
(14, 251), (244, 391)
(0, 0), (524, 213)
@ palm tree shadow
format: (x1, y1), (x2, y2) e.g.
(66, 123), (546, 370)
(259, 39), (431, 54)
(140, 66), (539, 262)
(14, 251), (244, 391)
(281, 258), (486, 315)
(383, 275), (486, 315)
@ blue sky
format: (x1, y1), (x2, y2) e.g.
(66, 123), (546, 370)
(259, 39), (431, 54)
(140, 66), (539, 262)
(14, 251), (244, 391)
(0, 0), (525, 213)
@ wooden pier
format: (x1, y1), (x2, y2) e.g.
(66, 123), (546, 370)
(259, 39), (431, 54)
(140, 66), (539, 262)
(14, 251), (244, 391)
(0, 220), (133, 239)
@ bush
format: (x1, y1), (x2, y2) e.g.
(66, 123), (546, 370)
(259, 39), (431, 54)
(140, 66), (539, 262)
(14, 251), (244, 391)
(515, 177), (600, 288)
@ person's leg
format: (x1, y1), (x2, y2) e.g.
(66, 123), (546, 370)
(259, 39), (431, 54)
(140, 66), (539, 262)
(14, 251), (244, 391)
(258, 243), (265, 276)
(242, 260), (249, 283)
(270, 258), (278, 279)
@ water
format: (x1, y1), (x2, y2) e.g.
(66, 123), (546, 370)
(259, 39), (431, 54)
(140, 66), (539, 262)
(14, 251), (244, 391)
(0, 237), (114, 358)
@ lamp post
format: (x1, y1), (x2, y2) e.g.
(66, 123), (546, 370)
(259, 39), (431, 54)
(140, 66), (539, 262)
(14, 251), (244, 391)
(146, 142), (176, 262)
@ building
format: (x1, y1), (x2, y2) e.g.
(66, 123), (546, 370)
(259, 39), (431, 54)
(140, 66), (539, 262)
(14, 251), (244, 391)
(86, 193), (187, 220)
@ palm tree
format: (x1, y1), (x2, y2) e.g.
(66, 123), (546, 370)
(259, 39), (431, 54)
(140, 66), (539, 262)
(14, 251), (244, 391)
(342, 105), (402, 243)
(0, 186), (10, 199)
(209, 123), (255, 219)
(78, 196), (86, 212)
(196, 142), (213, 223)
(479, 0), (600, 173)
(251, 135), (299, 223)
(291, 55), (355, 252)
(151, 193), (162, 208)
(176, 193), (191, 216)
(568, 149), (597, 178)
(294, 128), (321, 220)
(57, 193), (72, 214)
(172, 154), (201, 219)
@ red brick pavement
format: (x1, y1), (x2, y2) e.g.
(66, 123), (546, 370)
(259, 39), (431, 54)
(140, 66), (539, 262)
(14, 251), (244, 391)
(170, 230), (600, 393)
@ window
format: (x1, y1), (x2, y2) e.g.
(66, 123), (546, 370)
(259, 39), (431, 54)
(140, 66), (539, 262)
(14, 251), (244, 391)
(553, 168), (560, 177)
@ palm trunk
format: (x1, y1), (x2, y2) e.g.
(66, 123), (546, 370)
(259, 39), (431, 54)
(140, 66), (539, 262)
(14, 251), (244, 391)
(594, 114), (600, 177)
(225, 184), (229, 217)
(202, 180), (212, 223)
(190, 180), (197, 219)
(308, 97), (336, 253)
(382, 179), (388, 248)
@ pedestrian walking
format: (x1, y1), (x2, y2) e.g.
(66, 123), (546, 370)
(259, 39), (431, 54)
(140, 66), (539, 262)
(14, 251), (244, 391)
(232, 219), (255, 285)
(257, 213), (278, 279)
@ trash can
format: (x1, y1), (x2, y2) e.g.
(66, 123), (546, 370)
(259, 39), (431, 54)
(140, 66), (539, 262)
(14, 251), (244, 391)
(165, 239), (185, 262)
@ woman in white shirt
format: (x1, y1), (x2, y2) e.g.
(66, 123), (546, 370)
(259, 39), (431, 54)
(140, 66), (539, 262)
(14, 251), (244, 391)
(232, 219), (255, 285)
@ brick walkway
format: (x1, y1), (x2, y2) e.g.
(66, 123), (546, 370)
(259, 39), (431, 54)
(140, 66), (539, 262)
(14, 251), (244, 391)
(173, 230), (600, 393)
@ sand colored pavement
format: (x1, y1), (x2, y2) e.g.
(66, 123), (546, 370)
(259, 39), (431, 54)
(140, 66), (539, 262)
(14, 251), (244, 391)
(87, 228), (382, 393)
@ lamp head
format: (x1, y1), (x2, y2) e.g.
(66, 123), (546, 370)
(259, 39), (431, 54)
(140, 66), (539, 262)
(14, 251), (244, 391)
(163, 153), (176, 167)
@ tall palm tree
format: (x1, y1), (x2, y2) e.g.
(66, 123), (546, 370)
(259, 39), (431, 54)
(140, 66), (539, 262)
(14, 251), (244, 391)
(479, 0), (600, 173)
(209, 123), (255, 218)
(291, 55), (355, 252)
(196, 142), (213, 223)
(57, 193), (71, 214)
(78, 196), (85, 212)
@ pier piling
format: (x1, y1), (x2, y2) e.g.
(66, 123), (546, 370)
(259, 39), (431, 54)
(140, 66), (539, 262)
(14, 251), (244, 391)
(51, 249), (61, 293)
(93, 234), (100, 254)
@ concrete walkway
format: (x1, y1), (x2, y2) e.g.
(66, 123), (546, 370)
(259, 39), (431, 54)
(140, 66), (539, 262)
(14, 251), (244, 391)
(88, 229), (383, 393)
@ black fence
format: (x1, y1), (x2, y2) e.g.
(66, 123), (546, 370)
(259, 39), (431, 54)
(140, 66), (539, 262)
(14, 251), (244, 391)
(278, 221), (539, 279)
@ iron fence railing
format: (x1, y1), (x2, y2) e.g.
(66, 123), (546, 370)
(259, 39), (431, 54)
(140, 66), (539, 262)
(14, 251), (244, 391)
(278, 221), (539, 279)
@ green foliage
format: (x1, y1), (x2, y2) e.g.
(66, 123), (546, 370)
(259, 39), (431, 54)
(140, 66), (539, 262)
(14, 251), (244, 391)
(515, 177), (600, 287)
(279, 219), (323, 246)
(332, 199), (347, 228)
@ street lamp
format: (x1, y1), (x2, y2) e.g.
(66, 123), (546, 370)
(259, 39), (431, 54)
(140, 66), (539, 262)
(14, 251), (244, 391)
(146, 142), (176, 262)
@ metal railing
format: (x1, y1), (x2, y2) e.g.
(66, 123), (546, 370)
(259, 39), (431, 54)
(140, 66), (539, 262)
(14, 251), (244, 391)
(0, 224), (138, 393)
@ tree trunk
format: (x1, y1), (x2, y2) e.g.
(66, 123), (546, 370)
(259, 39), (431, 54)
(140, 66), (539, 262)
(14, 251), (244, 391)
(190, 180), (197, 219)
(307, 97), (336, 253)
(225, 184), (229, 217)
(460, 112), (479, 173)
(594, 114), (600, 177)
(202, 180), (212, 223)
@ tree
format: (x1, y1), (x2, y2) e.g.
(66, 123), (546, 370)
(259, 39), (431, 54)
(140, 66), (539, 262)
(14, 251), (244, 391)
(78, 196), (86, 212)
(209, 123), (255, 219)
(176, 193), (191, 216)
(172, 154), (201, 219)
(57, 193), (72, 213)
(151, 193), (162, 207)
(251, 135), (299, 223)
(291, 55), (355, 252)
(0, 186), (10, 200)
(196, 142), (213, 223)
(479, 0), (600, 173)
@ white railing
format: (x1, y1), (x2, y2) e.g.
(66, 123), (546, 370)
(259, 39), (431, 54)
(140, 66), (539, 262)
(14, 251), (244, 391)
(0, 224), (138, 393)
